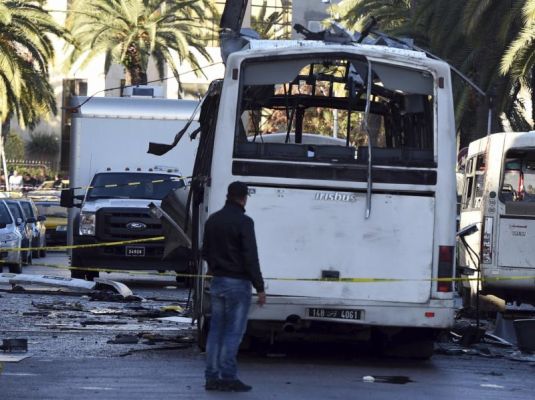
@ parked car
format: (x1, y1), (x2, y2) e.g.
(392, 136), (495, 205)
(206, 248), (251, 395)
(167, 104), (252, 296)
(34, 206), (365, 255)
(0, 200), (23, 273)
(35, 200), (67, 247)
(17, 198), (47, 258)
(29, 179), (69, 200)
(5, 199), (34, 264)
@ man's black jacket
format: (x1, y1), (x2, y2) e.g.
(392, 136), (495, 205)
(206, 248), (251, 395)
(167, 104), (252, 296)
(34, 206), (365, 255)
(202, 201), (264, 292)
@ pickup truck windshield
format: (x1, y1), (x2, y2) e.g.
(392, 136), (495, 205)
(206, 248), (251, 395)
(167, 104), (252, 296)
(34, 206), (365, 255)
(234, 55), (435, 169)
(0, 203), (13, 225)
(6, 202), (23, 221)
(86, 173), (184, 201)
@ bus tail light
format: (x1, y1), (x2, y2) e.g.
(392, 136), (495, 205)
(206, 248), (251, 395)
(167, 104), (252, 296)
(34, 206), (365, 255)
(482, 216), (493, 263)
(437, 245), (454, 292)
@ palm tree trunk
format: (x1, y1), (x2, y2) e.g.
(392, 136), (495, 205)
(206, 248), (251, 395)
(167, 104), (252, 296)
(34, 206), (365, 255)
(126, 65), (148, 86)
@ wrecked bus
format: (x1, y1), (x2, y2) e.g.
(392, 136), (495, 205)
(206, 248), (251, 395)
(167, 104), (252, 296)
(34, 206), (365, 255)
(149, 2), (458, 358)
(458, 131), (535, 306)
(183, 39), (458, 358)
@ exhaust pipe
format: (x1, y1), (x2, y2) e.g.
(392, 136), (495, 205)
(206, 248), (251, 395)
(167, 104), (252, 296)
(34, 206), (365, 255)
(282, 315), (301, 333)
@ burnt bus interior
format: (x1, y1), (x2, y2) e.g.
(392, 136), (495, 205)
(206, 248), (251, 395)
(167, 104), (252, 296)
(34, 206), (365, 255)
(234, 55), (435, 169)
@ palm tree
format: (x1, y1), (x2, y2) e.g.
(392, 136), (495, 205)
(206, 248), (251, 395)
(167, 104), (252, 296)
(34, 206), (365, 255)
(66, 0), (217, 87)
(501, 0), (535, 125)
(250, 1), (291, 40)
(0, 0), (65, 129)
(334, 0), (530, 146)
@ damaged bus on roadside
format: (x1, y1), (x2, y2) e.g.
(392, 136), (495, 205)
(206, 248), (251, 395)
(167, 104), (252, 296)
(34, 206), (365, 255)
(152, 3), (458, 359)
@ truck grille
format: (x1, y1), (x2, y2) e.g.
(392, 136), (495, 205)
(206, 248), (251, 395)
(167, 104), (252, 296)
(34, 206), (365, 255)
(96, 207), (163, 241)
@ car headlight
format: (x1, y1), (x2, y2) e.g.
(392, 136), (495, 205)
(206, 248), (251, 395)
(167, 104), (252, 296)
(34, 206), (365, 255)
(79, 212), (96, 236)
(56, 225), (67, 232)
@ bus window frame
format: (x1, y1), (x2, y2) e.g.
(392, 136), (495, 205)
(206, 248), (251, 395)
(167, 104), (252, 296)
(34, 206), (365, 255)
(462, 153), (486, 210)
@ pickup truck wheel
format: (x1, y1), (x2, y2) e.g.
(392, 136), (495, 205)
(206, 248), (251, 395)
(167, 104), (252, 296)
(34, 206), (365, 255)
(8, 259), (23, 274)
(71, 253), (87, 279)
(70, 269), (86, 279)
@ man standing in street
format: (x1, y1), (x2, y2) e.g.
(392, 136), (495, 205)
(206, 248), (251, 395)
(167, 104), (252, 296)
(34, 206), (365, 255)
(202, 181), (266, 392)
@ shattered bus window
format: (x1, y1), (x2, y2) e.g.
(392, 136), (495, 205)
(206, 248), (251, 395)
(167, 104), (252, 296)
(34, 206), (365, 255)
(234, 55), (435, 171)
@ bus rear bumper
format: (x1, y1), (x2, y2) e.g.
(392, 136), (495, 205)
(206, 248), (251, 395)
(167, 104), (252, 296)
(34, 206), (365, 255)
(247, 296), (455, 329)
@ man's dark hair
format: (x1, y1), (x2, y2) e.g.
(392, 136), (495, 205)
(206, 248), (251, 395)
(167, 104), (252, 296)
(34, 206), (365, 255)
(227, 181), (248, 201)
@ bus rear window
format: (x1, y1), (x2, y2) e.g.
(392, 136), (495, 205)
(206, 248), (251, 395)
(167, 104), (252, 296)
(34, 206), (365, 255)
(234, 55), (435, 168)
(501, 149), (535, 202)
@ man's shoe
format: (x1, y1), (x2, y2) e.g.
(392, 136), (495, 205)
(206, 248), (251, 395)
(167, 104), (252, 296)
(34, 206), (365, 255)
(220, 379), (252, 392)
(205, 379), (223, 391)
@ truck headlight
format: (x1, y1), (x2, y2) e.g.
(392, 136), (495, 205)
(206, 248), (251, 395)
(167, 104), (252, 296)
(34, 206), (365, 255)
(79, 212), (96, 236)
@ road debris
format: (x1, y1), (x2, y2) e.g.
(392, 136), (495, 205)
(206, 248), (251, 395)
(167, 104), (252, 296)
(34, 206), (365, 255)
(32, 301), (85, 312)
(159, 305), (184, 313)
(0, 354), (31, 363)
(361, 376), (412, 384)
(0, 273), (139, 301)
(1, 339), (28, 352)
(107, 334), (139, 344)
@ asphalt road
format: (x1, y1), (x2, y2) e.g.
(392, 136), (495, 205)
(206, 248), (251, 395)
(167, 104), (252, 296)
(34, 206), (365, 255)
(1, 253), (535, 400)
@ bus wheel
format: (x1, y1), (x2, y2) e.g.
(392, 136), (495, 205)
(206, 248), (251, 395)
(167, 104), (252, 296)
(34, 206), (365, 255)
(380, 328), (436, 360)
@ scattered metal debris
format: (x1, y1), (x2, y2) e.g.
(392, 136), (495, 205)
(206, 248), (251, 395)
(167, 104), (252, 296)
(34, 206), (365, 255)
(362, 375), (413, 384)
(1, 339), (28, 352)
(107, 334), (139, 345)
(0, 354), (31, 363)
(0, 273), (139, 301)
(32, 301), (85, 312)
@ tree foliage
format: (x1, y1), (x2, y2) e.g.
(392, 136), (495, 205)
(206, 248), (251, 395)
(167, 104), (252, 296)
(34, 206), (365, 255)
(66, 0), (217, 87)
(4, 132), (25, 160)
(334, 0), (534, 146)
(25, 131), (59, 159)
(0, 0), (65, 127)
(251, 1), (291, 40)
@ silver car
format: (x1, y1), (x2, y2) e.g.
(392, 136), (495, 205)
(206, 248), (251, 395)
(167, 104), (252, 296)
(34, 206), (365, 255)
(5, 199), (34, 265)
(17, 197), (46, 258)
(0, 200), (23, 273)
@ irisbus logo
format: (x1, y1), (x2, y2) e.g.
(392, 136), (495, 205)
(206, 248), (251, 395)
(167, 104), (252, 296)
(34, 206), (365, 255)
(314, 192), (359, 202)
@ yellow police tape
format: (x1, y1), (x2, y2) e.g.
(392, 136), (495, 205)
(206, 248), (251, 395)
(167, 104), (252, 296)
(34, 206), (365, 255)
(1, 256), (535, 283)
(0, 174), (193, 196)
(1, 236), (164, 253)
(2, 237), (535, 283)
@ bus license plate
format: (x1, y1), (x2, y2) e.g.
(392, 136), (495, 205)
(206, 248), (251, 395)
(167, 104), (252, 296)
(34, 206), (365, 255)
(126, 246), (145, 257)
(307, 308), (362, 320)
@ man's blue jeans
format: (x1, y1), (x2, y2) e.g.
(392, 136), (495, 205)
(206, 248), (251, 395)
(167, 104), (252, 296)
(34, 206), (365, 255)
(205, 276), (252, 381)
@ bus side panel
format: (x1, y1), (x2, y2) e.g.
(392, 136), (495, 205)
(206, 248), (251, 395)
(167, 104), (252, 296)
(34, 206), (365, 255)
(248, 186), (435, 303)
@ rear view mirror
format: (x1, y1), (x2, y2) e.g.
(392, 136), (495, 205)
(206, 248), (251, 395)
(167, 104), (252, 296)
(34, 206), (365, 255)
(60, 188), (74, 208)
(16, 218), (22, 225)
(60, 189), (83, 208)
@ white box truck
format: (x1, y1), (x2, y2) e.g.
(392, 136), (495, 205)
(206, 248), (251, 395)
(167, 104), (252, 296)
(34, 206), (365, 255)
(61, 95), (199, 280)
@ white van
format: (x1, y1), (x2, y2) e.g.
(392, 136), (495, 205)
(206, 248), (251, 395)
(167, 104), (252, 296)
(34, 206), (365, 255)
(458, 131), (535, 306)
